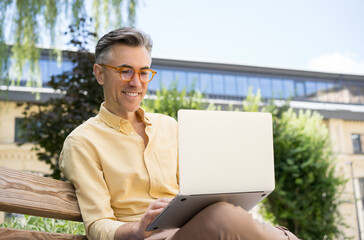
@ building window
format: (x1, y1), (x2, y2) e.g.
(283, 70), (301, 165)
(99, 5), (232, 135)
(272, 79), (283, 99)
(212, 74), (225, 95)
(259, 78), (272, 98)
(224, 75), (237, 96)
(352, 134), (364, 154)
(236, 76), (249, 97)
(160, 70), (174, 88)
(200, 73), (212, 94)
(175, 71), (187, 92)
(360, 178), (364, 209)
(283, 80), (295, 99)
(15, 118), (26, 143)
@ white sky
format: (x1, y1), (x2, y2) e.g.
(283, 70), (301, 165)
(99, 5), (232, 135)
(132, 0), (364, 75)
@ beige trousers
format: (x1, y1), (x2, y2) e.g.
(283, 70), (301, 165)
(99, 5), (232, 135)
(146, 202), (300, 240)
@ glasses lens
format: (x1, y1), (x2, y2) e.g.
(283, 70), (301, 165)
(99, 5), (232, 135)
(120, 68), (134, 81)
(139, 70), (153, 83)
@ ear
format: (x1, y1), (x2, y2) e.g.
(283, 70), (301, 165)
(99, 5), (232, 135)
(94, 64), (105, 85)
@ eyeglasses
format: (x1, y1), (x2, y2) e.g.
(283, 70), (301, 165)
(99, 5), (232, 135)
(99, 64), (157, 83)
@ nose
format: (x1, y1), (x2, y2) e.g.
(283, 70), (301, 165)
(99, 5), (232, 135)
(128, 72), (142, 87)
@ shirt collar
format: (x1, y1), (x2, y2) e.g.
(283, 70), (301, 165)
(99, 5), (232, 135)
(98, 103), (152, 132)
(136, 107), (152, 125)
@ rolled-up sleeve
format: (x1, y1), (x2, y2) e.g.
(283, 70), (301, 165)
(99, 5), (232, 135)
(59, 136), (125, 240)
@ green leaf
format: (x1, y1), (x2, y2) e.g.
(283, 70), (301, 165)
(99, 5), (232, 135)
(295, 178), (303, 185)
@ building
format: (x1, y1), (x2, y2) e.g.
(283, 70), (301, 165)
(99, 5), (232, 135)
(1, 50), (364, 239)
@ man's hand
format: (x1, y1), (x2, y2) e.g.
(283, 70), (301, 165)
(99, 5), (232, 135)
(135, 198), (171, 239)
(114, 198), (171, 240)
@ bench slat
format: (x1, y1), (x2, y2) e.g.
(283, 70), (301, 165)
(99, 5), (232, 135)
(0, 227), (87, 240)
(0, 167), (82, 222)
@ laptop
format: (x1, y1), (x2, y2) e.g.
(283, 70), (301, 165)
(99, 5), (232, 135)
(146, 109), (275, 231)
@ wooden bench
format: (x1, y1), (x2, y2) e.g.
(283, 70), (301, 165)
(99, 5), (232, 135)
(0, 166), (87, 239)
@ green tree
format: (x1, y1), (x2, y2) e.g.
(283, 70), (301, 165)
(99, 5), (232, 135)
(142, 81), (213, 119)
(19, 18), (102, 179)
(264, 108), (346, 240)
(243, 94), (347, 239)
(0, 0), (137, 87)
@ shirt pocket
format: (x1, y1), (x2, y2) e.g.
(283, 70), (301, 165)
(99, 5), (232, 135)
(155, 147), (178, 184)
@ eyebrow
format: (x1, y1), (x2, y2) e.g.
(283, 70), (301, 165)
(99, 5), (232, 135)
(117, 64), (151, 70)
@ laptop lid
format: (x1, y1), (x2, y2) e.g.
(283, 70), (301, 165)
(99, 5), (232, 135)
(178, 109), (275, 195)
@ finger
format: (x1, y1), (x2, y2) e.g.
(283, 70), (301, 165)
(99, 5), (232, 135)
(138, 210), (163, 238)
(148, 201), (169, 210)
(141, 208), (164, 226)
(147, 208), (164, 218)
(149, 202), (168, 210)
(157, 198), (172, 203)
(148, 198), (171, 209)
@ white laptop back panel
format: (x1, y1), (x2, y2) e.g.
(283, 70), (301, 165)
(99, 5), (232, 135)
(146, 110), (275, 231)
(179, 109), (275, 195)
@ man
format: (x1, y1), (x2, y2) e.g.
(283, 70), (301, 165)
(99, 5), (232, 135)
(59, 28), (299, 240)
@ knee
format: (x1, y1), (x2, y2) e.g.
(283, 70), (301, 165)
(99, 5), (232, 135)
(202, 202), (263, 238)
(204, 202), (241, 218)
(198, 202), (249, 229)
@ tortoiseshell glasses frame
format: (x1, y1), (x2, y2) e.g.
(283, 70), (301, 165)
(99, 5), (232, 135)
(99, 64), (157, 83)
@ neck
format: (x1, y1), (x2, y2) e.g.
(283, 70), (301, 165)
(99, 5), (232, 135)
(124, 111), (141, 124)
(103, 103), (140, 124)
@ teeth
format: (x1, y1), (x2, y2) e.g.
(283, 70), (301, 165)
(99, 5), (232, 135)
(125, 92), (139, 96)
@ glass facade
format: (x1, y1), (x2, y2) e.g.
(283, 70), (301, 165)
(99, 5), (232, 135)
(5, 55), (364, 105)
(9, 57), (73, 87)
(151, 65), (364, 104)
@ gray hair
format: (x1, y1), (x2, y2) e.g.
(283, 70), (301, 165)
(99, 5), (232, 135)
(95, 28), (153, 64)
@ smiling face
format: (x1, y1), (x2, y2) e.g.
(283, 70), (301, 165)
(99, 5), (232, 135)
(94, 44), (151, 120)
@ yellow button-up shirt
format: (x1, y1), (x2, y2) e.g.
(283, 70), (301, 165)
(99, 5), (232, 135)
(59, 104), (179, 240)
